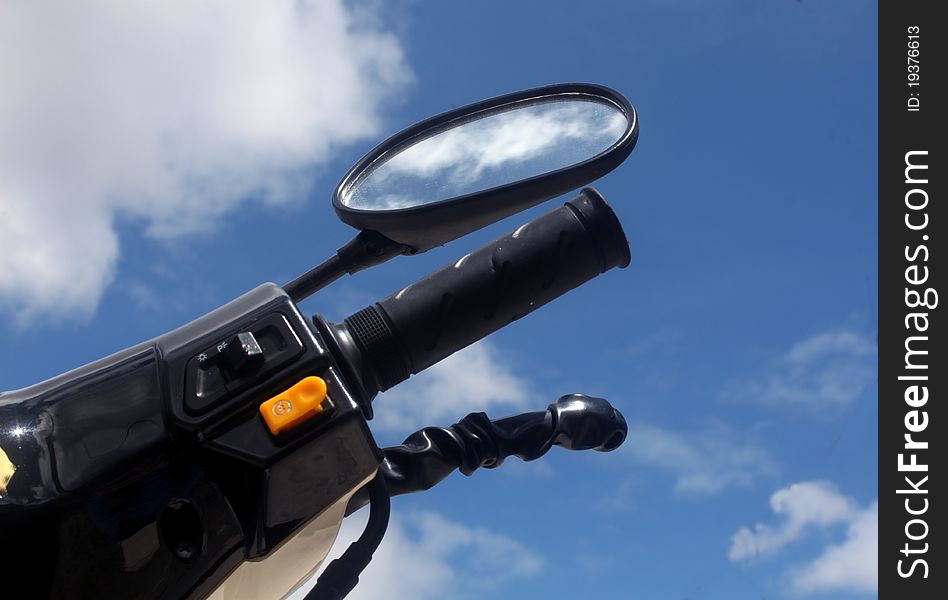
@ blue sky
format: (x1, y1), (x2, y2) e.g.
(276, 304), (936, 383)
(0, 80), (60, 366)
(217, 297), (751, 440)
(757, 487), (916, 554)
(1, 1), (877, 599)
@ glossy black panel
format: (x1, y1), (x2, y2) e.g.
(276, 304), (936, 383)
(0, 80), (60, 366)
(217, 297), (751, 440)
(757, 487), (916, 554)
(1, 343), (162, 502)
(53, 471), (244, 599)
(50, 349), (164, 491)
(0, 459), (245, 599)
(1, 283), (381, 599)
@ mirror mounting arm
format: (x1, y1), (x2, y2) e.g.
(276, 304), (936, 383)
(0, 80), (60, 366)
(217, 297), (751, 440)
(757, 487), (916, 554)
(284, 230), (407, 302)
(337, 230), (408, 275)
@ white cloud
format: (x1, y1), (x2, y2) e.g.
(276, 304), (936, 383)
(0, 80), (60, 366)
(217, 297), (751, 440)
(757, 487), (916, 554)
(729, 481), (877, 596)
(625, 421), (775, 494)
(729, 481), (856, 560)
(0, 0), (411, 324)
(294, 510), (543, 600)
(370, 340), (533, 437)
(792, 502), (878, 595)
(724, 330), (876, 410)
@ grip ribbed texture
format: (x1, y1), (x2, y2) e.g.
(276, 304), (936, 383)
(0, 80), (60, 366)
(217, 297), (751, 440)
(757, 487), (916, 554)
(344, 306), (409, 392)
(361, 189), (629, 379)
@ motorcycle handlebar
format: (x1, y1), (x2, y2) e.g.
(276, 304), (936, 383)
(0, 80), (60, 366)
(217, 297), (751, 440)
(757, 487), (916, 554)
(326, 188), (630, 398)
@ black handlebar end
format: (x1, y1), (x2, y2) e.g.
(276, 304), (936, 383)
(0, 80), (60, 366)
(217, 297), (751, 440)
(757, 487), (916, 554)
(321, 189), (631, 403)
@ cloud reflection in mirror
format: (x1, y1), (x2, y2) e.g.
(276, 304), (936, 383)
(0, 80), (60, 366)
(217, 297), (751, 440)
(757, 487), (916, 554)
(342, 98), (628, 210)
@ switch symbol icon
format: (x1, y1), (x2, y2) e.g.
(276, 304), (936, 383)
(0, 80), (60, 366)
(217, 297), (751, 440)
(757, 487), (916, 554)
(272, 399), (292, 416)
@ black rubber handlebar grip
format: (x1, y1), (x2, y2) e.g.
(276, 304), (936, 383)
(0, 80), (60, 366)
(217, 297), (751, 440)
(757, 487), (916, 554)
(343, 188), (630, 393)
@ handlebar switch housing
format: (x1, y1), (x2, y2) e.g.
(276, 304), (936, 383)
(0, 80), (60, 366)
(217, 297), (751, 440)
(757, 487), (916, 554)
(0, 283), (382, 596)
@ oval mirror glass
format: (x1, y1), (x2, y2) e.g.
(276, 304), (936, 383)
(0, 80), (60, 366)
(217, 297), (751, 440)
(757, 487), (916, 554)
(340, 96), (629, 211)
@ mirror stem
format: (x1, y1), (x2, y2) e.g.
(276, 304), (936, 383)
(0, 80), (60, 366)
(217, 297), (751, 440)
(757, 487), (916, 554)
(284, 231), (405, 302)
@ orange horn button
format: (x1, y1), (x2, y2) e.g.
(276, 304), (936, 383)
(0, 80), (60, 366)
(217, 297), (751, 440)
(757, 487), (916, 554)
(259, 376), (328, 435)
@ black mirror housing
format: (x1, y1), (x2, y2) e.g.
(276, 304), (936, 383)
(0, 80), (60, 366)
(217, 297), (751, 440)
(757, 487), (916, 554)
(331, 83), (638, 253)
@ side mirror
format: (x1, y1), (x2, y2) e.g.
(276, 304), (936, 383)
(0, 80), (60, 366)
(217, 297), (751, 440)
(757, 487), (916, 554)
(333, 82), (638, 252)
(284, 83), (637, 301)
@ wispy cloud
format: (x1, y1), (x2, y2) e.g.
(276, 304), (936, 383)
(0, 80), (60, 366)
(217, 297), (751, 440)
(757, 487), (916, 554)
(294, 510), (543, 600)
(791, 502), (878, 596)
(723, 330), (876, 411)
(729, 481), (877, 596)
(0, 0), (411, 324)
(624, 421), (776, 495)
(370, 340), (533, 438)
(729, 481), (857, 560)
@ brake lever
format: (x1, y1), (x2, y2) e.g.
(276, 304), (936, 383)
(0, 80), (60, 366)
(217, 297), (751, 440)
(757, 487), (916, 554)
(346, 394), (627, 515)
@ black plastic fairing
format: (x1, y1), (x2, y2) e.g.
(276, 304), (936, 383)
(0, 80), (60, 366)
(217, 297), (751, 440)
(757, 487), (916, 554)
(0, 283), (382, 597)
